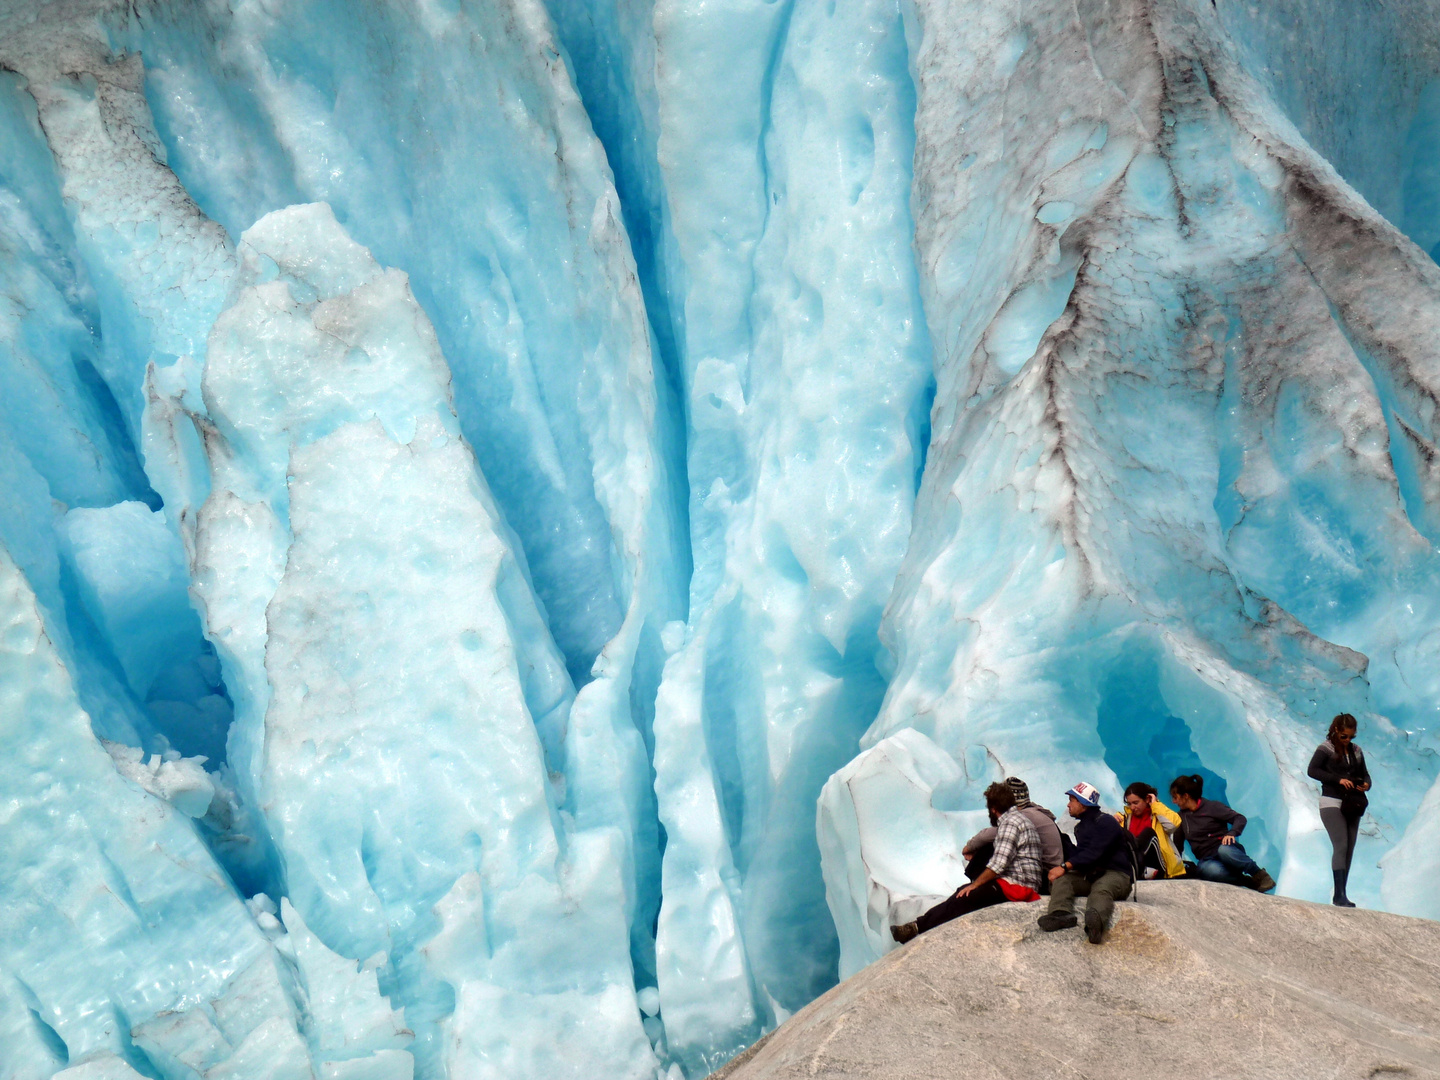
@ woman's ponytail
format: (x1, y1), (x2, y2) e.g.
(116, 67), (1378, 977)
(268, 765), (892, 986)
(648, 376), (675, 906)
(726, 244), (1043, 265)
(1169, 774), (1204, 800)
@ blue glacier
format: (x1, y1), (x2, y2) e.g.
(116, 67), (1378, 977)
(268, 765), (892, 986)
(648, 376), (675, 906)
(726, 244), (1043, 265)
(1, 0), (1439, 1077)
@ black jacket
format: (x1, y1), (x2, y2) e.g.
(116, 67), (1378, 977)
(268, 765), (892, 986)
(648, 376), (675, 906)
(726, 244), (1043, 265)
(1068, 806), (1132, 880)
(1307, 740), (1371, 800)
(1175, 798), (1246, 862)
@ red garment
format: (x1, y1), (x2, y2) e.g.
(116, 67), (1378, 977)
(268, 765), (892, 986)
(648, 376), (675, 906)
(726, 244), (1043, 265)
(1127, 813), (1151, 837)
(996, 878), (1041, 903)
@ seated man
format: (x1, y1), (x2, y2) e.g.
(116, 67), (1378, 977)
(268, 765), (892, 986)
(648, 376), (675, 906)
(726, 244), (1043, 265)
(1169, 774), (1276, 892)
(891, 781), (1044, 944)
(960, 777), (1065, 888)
(1036, 782), (1133, 944)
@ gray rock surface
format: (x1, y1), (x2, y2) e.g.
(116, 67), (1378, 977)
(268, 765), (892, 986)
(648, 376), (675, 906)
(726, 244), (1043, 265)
(716, 882), (1440, 1080)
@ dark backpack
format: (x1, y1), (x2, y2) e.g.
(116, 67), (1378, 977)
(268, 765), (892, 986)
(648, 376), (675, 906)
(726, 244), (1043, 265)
(1121, 827), (1145, 882)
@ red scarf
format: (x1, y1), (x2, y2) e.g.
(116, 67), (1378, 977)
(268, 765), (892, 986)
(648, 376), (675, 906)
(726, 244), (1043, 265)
(997, 879), (1041, 902)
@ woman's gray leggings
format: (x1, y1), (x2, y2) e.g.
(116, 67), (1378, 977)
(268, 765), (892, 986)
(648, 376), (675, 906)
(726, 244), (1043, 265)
(1321, 805), (1359, 871)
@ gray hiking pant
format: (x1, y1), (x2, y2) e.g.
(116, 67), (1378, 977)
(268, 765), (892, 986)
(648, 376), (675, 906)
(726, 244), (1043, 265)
(1047, 869), (1132, 926)
(1320, 805), (1359, 871)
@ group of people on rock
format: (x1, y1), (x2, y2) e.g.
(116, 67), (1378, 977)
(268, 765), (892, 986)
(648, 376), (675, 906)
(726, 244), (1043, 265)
(890, 713), (1373, 947)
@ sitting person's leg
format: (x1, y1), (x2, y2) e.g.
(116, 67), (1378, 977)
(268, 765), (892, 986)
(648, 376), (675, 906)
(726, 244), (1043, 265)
(1213, 841), (1275, 890)
(915, 879), (1006, 934)
(1133, 827), (1165, 878)
(1213, 842), (1259, 877)
(1194, 856), (1242, 883)
(1082, 869), (1132, 942)
(1038, 872), (1087, 930)
(1046, 871), (1084, 912)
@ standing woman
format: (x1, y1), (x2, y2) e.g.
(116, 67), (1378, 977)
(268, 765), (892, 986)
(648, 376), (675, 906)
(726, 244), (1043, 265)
(1307, 713), (1371, 907)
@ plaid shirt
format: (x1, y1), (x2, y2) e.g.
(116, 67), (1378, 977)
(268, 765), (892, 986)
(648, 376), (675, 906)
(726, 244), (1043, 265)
(987, 806), (1046, 892)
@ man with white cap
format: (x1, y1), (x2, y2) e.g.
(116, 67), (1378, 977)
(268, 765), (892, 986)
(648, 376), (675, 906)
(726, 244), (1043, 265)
(1036, 781), (1133, 943)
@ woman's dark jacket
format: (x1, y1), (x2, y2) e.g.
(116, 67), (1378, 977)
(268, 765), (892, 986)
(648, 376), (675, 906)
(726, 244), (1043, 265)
(1306, 740), (1371, 800)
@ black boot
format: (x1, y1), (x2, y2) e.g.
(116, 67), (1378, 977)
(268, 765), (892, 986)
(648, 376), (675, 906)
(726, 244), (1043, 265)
(1332, 868), (1356, 908)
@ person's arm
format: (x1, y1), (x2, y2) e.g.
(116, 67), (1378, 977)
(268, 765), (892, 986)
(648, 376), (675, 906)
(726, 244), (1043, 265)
(960, 866), (998, 895)
(1358, 747), (1372, 791)
(1151, 800), (1182, 836)
(962, 826), (997, 857)
(961, 817), (1015, 896)
(1307, 745), (1341, 786)
(1220, 803), (1246, 843)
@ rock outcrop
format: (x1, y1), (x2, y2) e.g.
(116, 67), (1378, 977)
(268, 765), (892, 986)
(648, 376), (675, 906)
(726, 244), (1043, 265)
(716, 881), (1440, 1079)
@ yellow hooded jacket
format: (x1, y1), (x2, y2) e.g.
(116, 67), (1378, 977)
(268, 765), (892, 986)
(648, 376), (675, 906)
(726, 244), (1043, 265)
(1118, 799), (1186, 879)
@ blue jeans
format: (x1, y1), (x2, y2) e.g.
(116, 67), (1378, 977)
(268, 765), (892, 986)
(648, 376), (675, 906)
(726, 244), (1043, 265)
(1195, 842), (1260, 884)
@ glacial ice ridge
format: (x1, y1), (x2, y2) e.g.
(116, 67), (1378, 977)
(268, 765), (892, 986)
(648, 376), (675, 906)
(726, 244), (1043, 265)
(1, 0), (1440, 1077)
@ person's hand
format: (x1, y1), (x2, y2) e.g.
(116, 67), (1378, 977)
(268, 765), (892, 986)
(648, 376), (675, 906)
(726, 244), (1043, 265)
(1220, 834), (1236, 845)
(1340, 778), (1355, 790)
(1048, 865), (1066, 883)
(1113, 812), (1124, 824)
(1360, 782), (1371, 791)
(1146, 793), (1155, 806)
(961, 847), (975, 858)
(955, 883), (976, 899)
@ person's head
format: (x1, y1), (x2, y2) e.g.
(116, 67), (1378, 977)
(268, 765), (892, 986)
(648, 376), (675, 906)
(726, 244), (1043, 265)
(1064, 781), (1101, 817)
(1169, 774), (1204, 811)
(1006, 776), (1031, 808)
(1123, 781), (1157, 816)
(1328, 713), (1358, 757)
(984, 781), (1017, 817)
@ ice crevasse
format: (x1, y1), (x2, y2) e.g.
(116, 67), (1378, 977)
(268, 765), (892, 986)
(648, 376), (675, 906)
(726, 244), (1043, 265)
(0, 0), (1438, 1077)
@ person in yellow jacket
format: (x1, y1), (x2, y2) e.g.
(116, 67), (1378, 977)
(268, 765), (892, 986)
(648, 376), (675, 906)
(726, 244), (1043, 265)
(1115, 782), (1186, 879)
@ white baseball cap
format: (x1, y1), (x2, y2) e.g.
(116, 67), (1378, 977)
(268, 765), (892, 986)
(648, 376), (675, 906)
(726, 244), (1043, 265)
(1066, 781), (1101, 807)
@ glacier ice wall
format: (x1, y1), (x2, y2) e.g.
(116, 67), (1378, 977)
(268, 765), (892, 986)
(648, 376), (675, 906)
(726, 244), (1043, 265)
(1217, 0), (1440, 261)
(176, 201), (659, 1078)
(1, 0), (1440, 1076)
(642, 0), (932, 1067)
(836, 0), (1440, 967)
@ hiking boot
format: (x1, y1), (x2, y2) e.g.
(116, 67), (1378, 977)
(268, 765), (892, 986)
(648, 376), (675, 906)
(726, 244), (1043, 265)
(1084, 908), (1106, 944)
(1036, 911), (1078, 932)
(1248, 869), (1276, 893)
(1332, 868), (1356, 907)
(890, 922), (919, 944)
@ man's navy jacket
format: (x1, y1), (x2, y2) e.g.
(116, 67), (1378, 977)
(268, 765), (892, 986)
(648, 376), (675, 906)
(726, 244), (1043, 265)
(1069, 805), (1133, 879)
